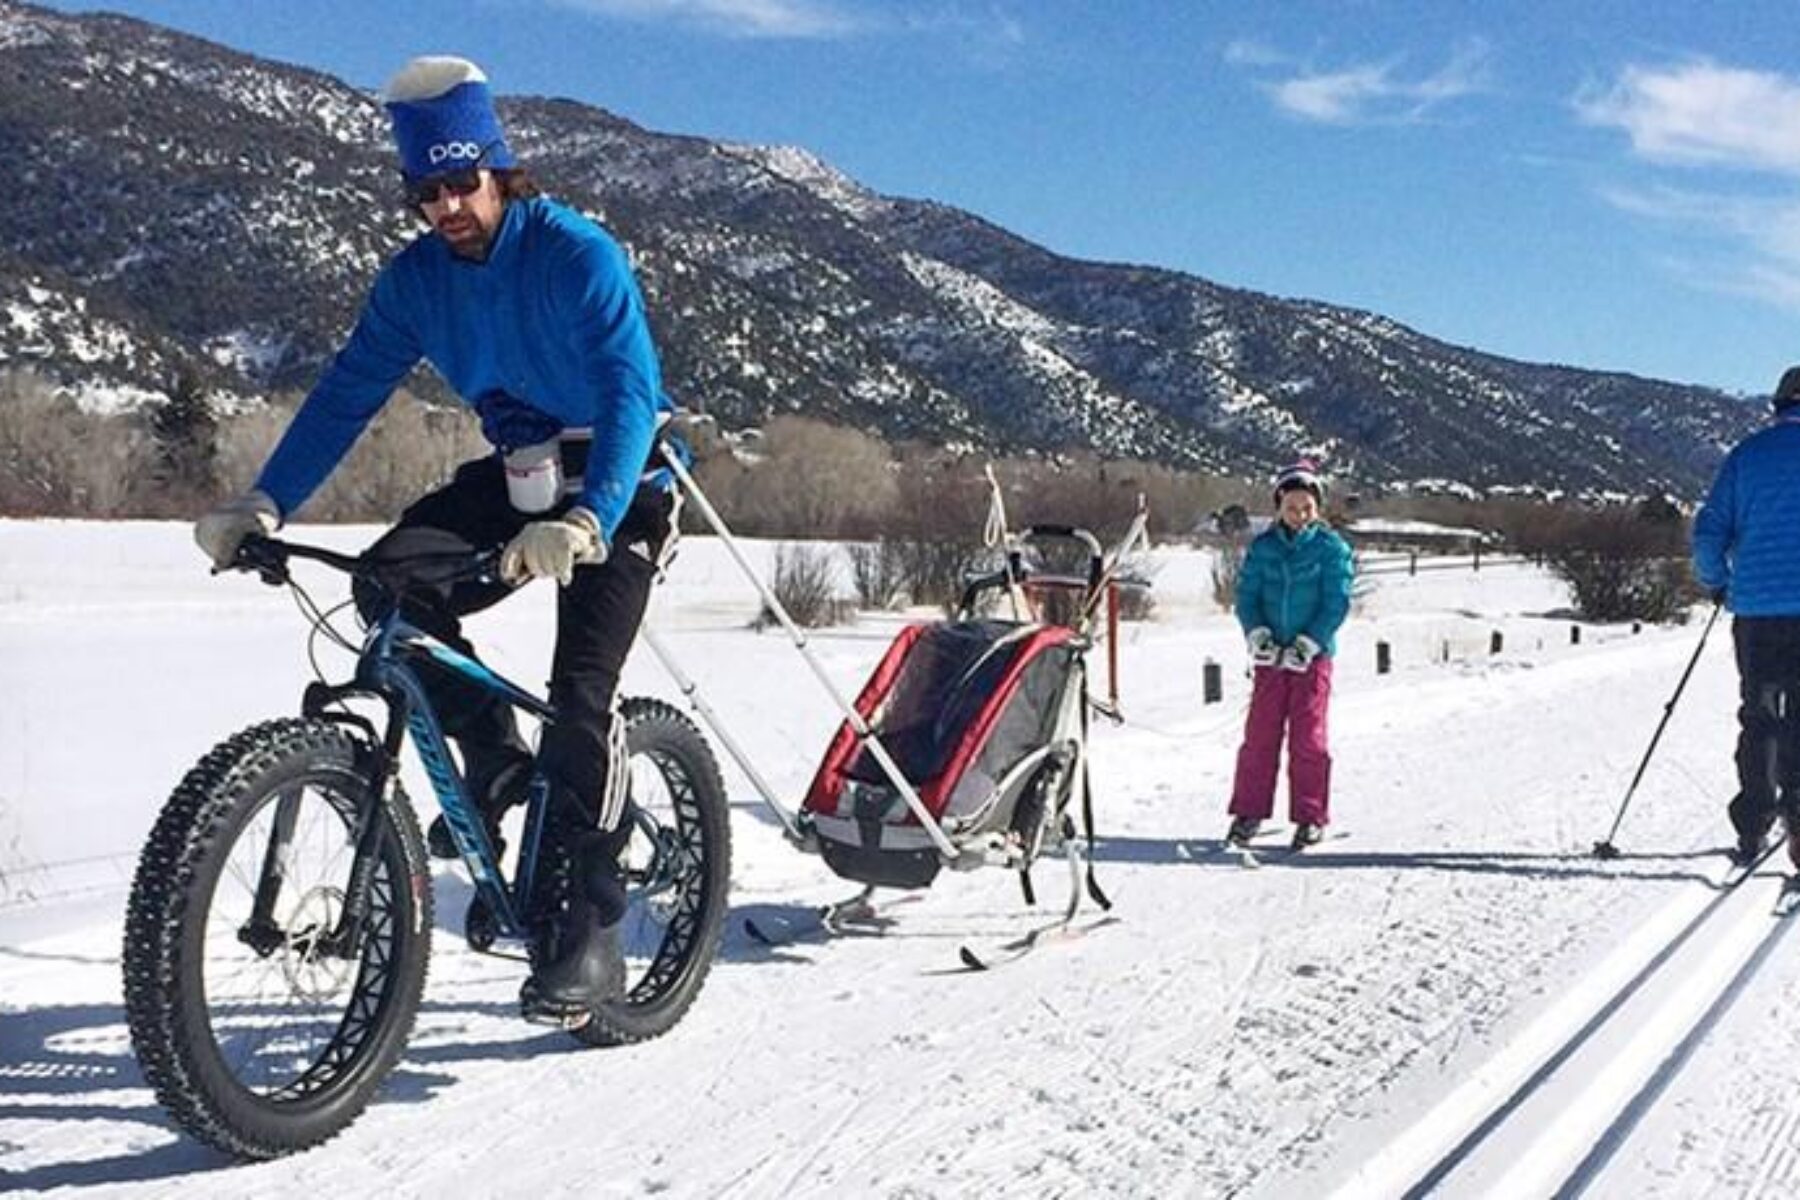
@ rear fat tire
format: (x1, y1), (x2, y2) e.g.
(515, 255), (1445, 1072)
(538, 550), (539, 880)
(123, 718), (432, 1159)
(568, 697), (731, 1047)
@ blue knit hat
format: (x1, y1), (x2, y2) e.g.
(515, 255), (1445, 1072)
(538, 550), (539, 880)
(382, 56), (515, 181)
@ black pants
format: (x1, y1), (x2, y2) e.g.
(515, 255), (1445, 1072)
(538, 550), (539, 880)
(354, 456), (673, 861)
(1731, 616), (1800, 834)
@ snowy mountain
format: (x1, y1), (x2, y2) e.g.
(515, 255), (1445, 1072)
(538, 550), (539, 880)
(0, 0), (1762, 494)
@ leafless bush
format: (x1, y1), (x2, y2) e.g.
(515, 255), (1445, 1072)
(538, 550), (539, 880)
(1518, 505), (1696, 622)
(301, 393), (487, 522)
(756, 542), (843, 629)
(1211, 543), (1246, 611)
(0, 371), (158, 516)
(887, 537), (988, 615)
(843, 540), (906, 610)
(696, 416), (898, 538)
(212, 395), (294, 495)
(1116, 562), (1159, 621)
(999, 452), (1244, 540)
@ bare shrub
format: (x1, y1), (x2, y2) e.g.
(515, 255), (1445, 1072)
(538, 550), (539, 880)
(302, 392), (487, 522)
(887, 537), (989, 615)
(1520, 505), (1696, 623)
(1211, 543), (1246, 612)
(844, 540), (906, 610)
(756, 542), (842, 629)
(0, 371), (158, 517)
(213, 395), (294, 494)
(999, 452), (1243, 540)
(698, 416), (898, 539)
(880, 451), (997, 614)
(1116, 562), (1159, 622)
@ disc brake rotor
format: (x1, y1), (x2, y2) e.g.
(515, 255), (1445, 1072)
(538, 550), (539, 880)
(280, 885), (352, 1001)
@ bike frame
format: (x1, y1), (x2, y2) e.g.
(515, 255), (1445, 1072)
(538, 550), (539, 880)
(239, 541), (574, 955)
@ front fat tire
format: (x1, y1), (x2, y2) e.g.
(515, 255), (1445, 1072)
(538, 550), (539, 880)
(123, 718), (432, 1159)
(569, 697), (731, 1048)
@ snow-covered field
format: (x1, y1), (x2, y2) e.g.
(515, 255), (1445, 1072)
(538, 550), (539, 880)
(4, 519), (1797, 1198)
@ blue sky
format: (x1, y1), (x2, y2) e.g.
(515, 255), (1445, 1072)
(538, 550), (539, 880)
(41, 0), (1800, 394)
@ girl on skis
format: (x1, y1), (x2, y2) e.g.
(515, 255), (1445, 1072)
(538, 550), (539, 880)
(1226, 460), (1354, 851)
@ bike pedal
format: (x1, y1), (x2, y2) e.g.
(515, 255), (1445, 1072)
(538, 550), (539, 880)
(519, 1000), (594, 1031)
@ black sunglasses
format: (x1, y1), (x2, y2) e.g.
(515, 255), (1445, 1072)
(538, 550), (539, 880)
(405, 169), (485, 207)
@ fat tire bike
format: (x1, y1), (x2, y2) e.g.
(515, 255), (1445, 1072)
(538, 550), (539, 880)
(122, 534), (731, 1159)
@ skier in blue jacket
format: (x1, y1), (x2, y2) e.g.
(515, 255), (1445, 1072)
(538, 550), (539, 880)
(1692, 365), (1800, 865)
(194, 56), (673, 1024)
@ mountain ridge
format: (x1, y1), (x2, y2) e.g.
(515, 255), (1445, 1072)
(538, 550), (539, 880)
(0, 0), (1760, 496)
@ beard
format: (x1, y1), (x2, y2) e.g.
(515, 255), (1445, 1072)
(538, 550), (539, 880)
(434, 211), (496, 260)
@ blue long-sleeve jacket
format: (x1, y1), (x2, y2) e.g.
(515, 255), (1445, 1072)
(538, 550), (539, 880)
(255, 197), (670, 542)
(1234, 521), (1354, 655)
(1692, 413), (1800, 617)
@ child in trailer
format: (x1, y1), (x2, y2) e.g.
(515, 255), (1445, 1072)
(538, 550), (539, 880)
(1225, 460), (1354, 851)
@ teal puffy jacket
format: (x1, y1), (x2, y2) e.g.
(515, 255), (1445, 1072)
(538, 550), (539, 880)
(1234, 521), (1354, 655)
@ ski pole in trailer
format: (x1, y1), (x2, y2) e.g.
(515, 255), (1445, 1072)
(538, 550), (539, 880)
(654, 438), (963, 862)
(1592, 601), (1723, 859)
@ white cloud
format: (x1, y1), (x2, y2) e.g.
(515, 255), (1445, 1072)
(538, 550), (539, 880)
(546, 0), (1025, 44)
(1238, 41), (1490, 126)
(1597, 183), (1800, 310)
(549, 0), (860, 39)
(1582, 61), (1800, 310)
(1222, 39), (1289, 69)
(1577, 60), (1800, 175)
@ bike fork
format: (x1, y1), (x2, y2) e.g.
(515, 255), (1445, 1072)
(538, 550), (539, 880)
(240, 786), (303, 956)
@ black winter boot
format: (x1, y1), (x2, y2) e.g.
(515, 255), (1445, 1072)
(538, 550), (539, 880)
(518, 828), (630, 1026)
(1226, 817), (1262, 847)
(519, 896), (626, 1025)
(1727, 792), (1774, 868)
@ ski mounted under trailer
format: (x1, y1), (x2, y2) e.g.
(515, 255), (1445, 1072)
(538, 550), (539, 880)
(642, 439), (1152, 967)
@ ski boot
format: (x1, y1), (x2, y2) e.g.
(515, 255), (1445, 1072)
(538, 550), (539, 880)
(1226, 817), (1262, 847)
(1291, 823), (1325, 851)
(1727, 792), (1775, 869)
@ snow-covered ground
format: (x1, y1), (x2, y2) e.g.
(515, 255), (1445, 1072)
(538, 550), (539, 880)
(3, 519), (1796, 1198)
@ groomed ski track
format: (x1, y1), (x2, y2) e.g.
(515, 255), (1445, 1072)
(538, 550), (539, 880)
(6, 526), (1800, 1197)
(1330, 850), (1799, 1198)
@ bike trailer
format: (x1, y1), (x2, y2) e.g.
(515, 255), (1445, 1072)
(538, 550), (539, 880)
(800, 617), (1083, 889)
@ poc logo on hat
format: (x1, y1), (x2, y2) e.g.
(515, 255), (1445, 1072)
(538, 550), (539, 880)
(428, 141), (484, 165)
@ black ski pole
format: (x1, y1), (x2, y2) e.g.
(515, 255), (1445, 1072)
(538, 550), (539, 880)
(1592, 601), (1723, 859)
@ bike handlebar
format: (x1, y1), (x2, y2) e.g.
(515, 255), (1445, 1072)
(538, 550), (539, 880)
(229, 534), (504, 596)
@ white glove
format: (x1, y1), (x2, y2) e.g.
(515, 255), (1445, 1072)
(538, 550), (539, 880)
(501, 507), (605, 586)
(194, 490), (280, 569)
(1280, 634), (1322, 673)
(1246, 626), (1279, 668)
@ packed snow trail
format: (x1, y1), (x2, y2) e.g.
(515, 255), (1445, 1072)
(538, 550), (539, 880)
(1329, 846), (1798, 1198)
(5, 524), (1797, 1197)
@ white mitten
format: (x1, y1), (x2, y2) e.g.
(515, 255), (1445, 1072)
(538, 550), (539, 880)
(1280, 634), (1322, 673)
(194, 490), (280, 568)
(1246, 626), (1279, 668)
(501, 507), (605, 586)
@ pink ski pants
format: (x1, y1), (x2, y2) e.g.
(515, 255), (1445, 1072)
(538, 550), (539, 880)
(1229, 656), (1333, 826)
